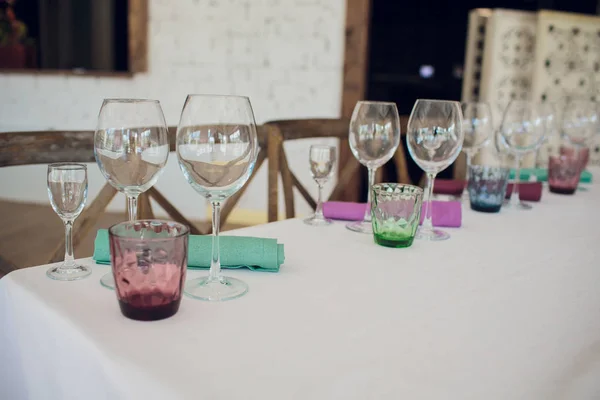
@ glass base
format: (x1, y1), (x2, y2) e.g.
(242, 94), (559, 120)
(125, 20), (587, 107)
(345, 220), (372, 234)
(415, 227), (450, 241)
(184, 276), (248, 301)
(47, 264), (92, 281)
(100, 272), (115, 290)
(304, 215), (333, 226)
(506, 201), (532, 210)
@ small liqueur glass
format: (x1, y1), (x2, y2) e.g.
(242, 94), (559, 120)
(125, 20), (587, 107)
(304, 145), (336, 226)
(548, 153), (583, 195)
(46, 163), (91, 281)
(467, 165), (510, 213)
(371, 183), (424, 248)
(109, 220), (189, 321)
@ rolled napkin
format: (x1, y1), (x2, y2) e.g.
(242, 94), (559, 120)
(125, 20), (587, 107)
(509, 168), (592, 183)
(433, 179), (466, 196)
(93, 229), (285, 272)
(323, 201), (462, 227)
(505, 182), (543, 202)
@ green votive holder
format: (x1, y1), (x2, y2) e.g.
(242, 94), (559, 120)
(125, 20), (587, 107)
(371, 183), (424, 248)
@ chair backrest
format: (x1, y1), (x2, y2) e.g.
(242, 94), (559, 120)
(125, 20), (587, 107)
(263, 118), (412, 222)
(0, 126), (268, 266)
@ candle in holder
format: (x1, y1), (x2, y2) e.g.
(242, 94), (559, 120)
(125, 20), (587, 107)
(109, 220), (189, 321)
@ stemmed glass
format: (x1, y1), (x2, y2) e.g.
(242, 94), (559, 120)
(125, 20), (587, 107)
(347, 101), (401, 234)
(304, 145), (336, 226)
(562, 98), (598, 147)
(94, 99), (169, 289)
(461, 102), (493, 201)
(176, 94), (258, 301)
(46, 163), (91, 280)
(500, 100), (546, 210)
(406, 99), (464, 241)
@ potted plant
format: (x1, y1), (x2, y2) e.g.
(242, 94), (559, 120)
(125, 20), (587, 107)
(0, 0), (29, 68)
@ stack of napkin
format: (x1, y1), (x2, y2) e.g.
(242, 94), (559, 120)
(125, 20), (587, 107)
(509, 168), (593, 183)
(93, 230), (285, 272)
(323, 201), (462, 227)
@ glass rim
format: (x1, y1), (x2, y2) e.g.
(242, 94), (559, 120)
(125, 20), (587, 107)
(48, 162), (87, 170)
(356, 100), (397, 107)
(109, 219), (190, 240)
(414, 98), (461, 105)
(185, 94), (251, 101)
(372, 182), (423, 195)
(102, 98), (160, 104)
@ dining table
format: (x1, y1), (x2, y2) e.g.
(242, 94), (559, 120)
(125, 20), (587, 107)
(1, 177), (600, 400)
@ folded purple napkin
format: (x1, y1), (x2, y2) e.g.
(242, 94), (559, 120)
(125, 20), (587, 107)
(505, 182), (543, 202)
(323, 201), (462, 227)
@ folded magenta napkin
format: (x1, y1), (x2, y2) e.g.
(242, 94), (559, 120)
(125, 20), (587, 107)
(93, 229), (285, 272)
(505, 182), (543, 202)
(433, 179), (466, 196)
(323, 201), (462, 227)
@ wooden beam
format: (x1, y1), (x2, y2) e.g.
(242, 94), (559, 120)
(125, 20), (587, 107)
(339, 0), (372, 201)
(128, 0), (148, 73)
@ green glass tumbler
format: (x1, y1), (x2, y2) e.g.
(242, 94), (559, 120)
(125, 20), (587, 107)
(371, 183), (424, 248)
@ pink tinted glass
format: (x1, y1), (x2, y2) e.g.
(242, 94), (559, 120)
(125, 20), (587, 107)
(109, 220), (189, 321)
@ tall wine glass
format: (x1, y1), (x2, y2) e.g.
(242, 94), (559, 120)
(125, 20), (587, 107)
(94, 99), (169, 289)
(304, 145), (336, 226)
(406, 99), (464, 241)
(562, 98), (598, 147)
(176, 94), (258, 301)
(461, 102), (493, 201)
(347, 101), (401, 234)
(47, 163), (91, 281)
(500, 100), (546, 210)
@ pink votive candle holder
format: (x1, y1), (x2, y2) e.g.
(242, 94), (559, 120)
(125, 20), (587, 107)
(109, 220), (189, 321)
(548, 153), (583, 195)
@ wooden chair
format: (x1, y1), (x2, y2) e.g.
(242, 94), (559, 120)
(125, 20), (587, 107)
(264, 118), (411, 222)
(0, 126), (268, 267)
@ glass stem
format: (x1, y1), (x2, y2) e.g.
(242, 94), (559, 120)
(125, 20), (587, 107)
(63, 219), (75, 268)
(127, 194), (139, 221)
(465, 152), (472, 181)
(422, 172), (436, 231)
(364, 168), (376, 222)
(315, 183), (324, 219)
(209, 201), (221, 282)
(511, 156), (521, 206)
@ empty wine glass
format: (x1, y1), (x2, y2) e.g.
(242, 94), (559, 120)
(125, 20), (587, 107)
(347, 101), (401, 234)
(304, 145), (336, 226)
(562, 98), (598, 147)
(461, 102), (493, 201)
(177, 94), (258, 301)
(500, 100), (546, 210)
(46, 163), (91, 281)
(94, 99), (169, 289)
(406, 99), (464, 241)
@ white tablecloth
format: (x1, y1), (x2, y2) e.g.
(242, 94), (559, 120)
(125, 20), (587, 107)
(2, 185), (600, 400)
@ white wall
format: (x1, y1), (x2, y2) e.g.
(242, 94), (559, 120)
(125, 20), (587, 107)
(0, 0), (346, 223)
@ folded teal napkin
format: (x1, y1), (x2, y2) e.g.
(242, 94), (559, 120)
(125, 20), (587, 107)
(93, 230), (285, 272)
(509, 168), (592, 183)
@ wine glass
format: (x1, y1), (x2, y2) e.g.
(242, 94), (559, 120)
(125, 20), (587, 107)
(406, 99), (464, 241)
(176, 94), (258, 301)
(304, 145), (336, 226)
(562, 98), (598, 147)
(461, 102), (493, 201)
(500, 100), (546, 210)
(94, 99), (169, 289)
(347, 101), (401, 234)
(46, 163), (91, 280)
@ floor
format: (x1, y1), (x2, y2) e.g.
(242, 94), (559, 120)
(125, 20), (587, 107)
(0, 200), (245, 278)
